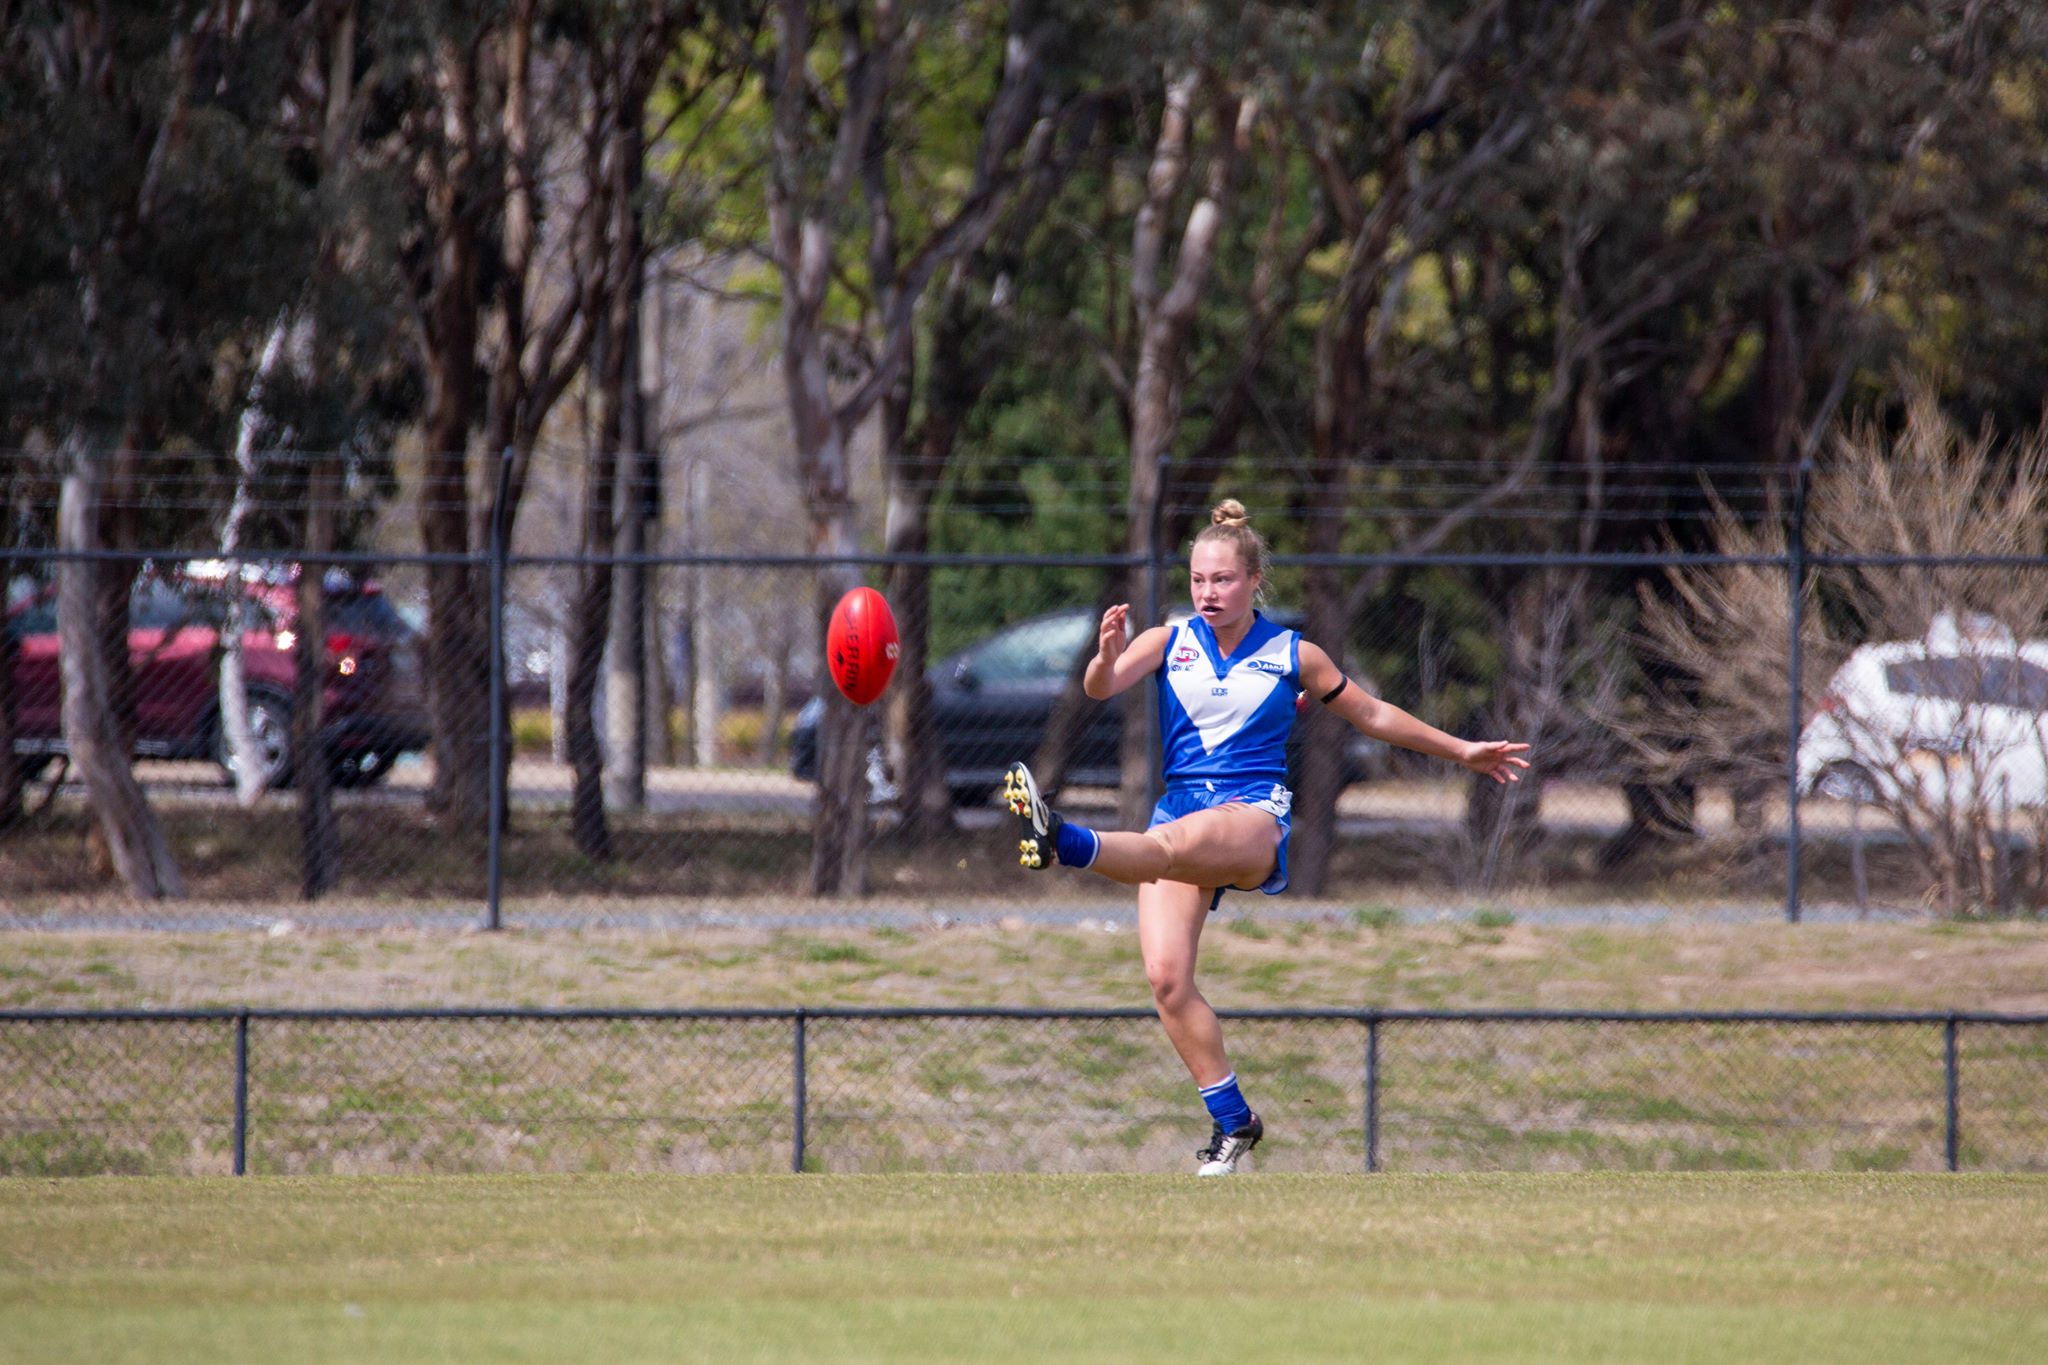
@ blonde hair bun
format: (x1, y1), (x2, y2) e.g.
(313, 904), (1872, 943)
(1210, 499), (1249, 528)
(1191, 497), (1270, 599)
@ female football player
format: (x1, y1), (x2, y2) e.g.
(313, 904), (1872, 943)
(1003, 499), (1530, 1174)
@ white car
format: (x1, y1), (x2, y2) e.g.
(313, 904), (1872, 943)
(1797, 614), (2048, 807)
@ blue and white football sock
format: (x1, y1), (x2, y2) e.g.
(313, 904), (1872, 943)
(1053, 820), (1100, 869)
(1199, 1071), (1253, 1133)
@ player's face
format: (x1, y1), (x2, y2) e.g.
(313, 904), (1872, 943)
(1189, 541), (1257, 629)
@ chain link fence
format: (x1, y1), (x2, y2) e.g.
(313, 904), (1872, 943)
(2, 1008), (2042, 1177)
(7, 451), (2048, 927)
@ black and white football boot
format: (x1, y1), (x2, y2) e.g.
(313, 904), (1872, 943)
(1195, 1113), (1264, 1176)
(1001, 761), (1064, 870)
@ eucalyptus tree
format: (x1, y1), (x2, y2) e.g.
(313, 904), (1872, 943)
(1, 1), (324, 897)
(559, 0), (704, 859)
(869, 8), (1114, 840)
(756, 0), (1061, 894)
(354, 0), (613, 835)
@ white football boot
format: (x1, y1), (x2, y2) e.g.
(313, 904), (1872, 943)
(1195, 1114), (1264, 1176)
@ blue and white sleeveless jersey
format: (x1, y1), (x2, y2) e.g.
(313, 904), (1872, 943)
(1155, 611), (1303, 785)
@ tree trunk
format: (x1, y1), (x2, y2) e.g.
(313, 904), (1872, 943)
(763, 0), (1043, 892)
(644, 558), (672, 769)
(296, 452), (341, 898)
(58, 458), (182, 898)
(416, 37), (490, 834)
(881, 351), (952, 839)
(568, 101), (646, 860)
(806, 505), (868, 895)
(0, 593), (21, 831)
(882, 489), (946, 834)
(796, 379), (868, 895)
(1462, 574), (1554, 888)
(0, 472), (22, 828)
(605, 320), (649, 813)
(564, 442), (615, 859)
(1292, 237), (1374, 894)
(1289, 557), (1350, 897)
(685, 458), (720, 767)
(638, 268), (673, 771)
(1031, 579), (1124, 801)
(1599, 778), (1698, 869)
(220, 316), (291, 805)
(1119, 79), (1250, 829)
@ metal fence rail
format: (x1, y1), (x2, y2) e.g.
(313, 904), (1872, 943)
(3, 1007), (2042, 1177)
(8, 538), (2048, 928)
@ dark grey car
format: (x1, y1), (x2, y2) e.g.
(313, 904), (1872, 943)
(790, 606), (1386, 804)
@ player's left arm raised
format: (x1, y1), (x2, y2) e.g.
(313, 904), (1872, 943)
(1297, 641), (1531, 783)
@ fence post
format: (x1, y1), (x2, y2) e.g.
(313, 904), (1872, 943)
(1785, 457), (1812, 924)
(1944, 1015), (1960, 1173)
(484, 448), (514, 932)
(232, 1010), (249, 1177)
(792, 1010), (809, 1174)
(1364, 1016), (1381, 1174)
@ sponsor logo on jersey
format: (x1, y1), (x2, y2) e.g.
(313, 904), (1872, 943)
(1246, 658), (1287, 674)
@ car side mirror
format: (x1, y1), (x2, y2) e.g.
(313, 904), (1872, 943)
(953, 659), (979, 692)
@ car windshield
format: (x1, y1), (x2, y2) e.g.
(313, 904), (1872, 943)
(329, 592), (412, 639)
(968, 613), (1093, 684)
(6, 599), (56, 637)
(132, 578), (226, 631)
(1885, 656), (2048, 711)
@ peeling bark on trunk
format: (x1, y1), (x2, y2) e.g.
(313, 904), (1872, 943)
(219, 316), (291, 806)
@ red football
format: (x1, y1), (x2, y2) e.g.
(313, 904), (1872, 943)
(826, 586), (899, 706)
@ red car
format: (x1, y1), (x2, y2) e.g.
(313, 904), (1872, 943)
(4, 565), (429, 788)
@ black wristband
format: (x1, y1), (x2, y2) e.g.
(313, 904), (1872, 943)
(1319, 676), (1349, 705)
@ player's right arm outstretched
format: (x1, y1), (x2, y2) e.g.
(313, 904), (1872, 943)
(1083, 603), (1169, 700)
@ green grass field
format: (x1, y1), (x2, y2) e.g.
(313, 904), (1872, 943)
(4, 1174), (2044, 1363)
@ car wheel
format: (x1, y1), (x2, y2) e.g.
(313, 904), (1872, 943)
(1813, 760), (1879, 804)
(215, 693), (294, 789)
(331, 749), (397, 788)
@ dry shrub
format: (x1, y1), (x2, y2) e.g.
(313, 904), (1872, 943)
(1634, 393), (2048, 916)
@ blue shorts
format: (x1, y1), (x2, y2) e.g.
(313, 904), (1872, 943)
(1147, 777), (1293, 911)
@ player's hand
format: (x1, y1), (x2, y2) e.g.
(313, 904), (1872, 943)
(1460, 740), (1531, 784)
(1097, 603), (1131, 666)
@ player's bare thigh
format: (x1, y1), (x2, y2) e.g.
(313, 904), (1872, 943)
(1150, 803), (1280, 889)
